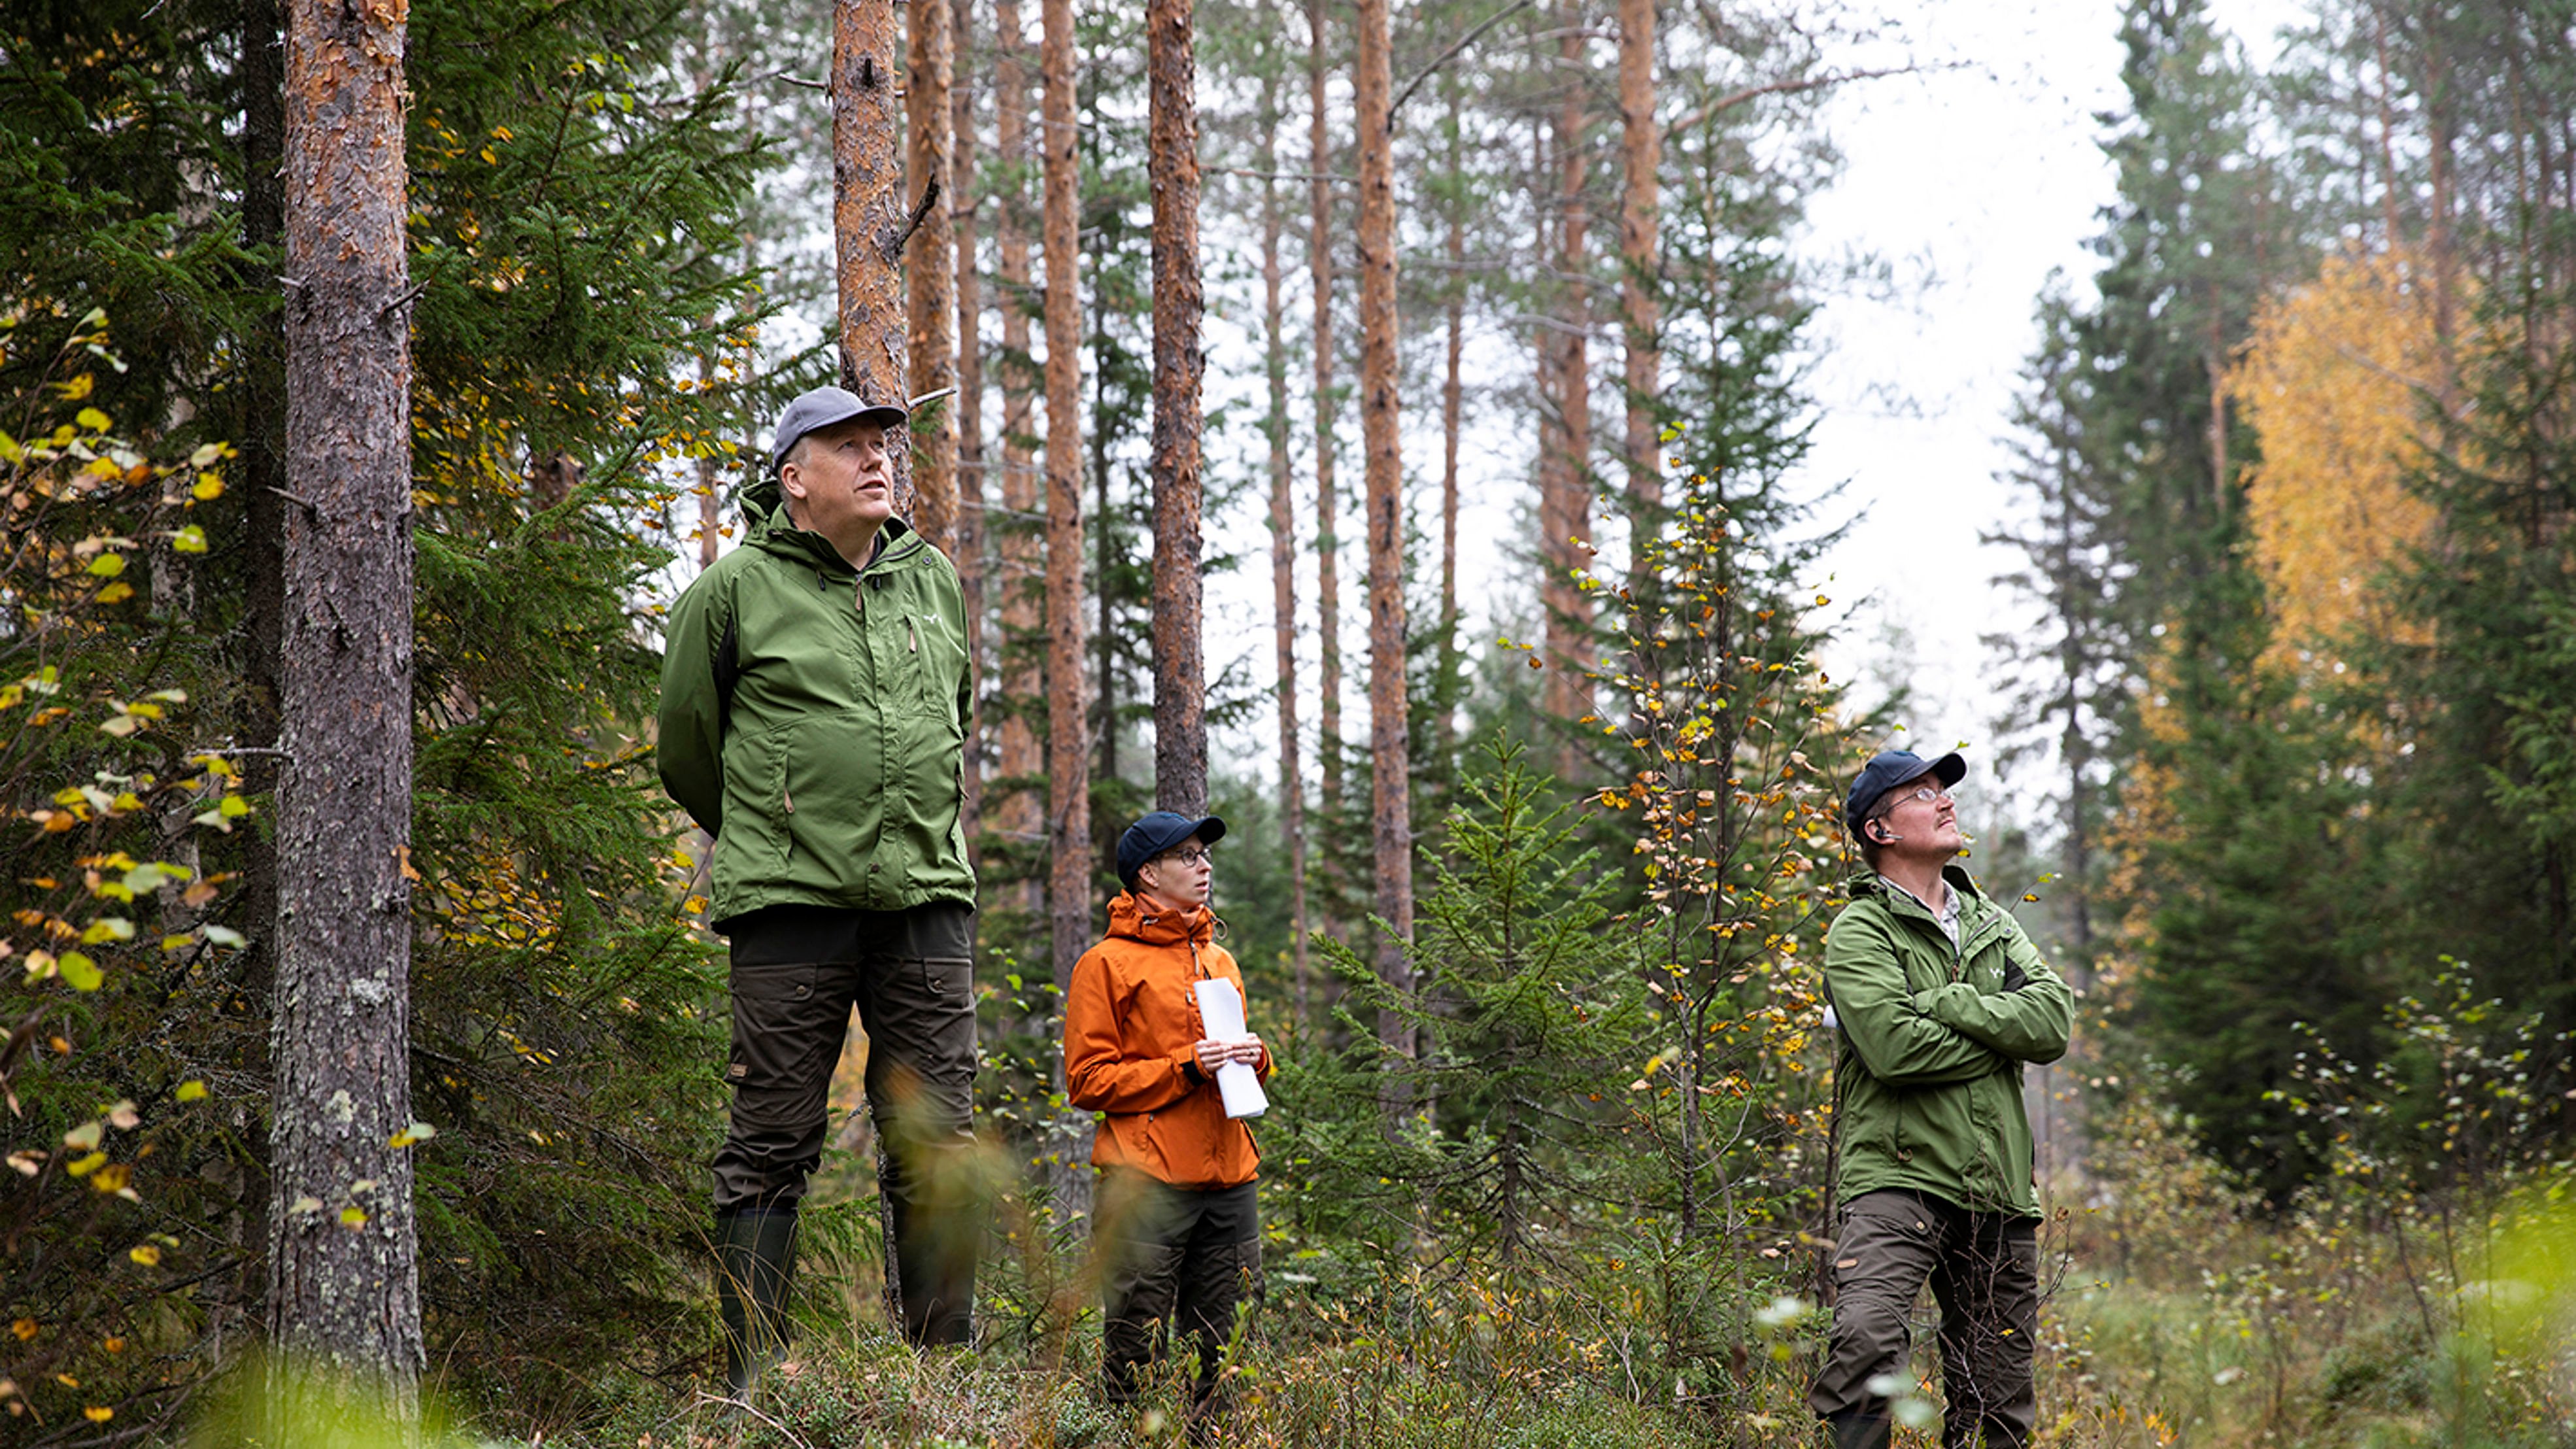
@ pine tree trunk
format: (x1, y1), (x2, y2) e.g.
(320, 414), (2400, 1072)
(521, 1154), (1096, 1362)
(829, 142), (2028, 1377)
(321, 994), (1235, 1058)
(1040, 0), (1092, 1212)
(271, 0), (422, 1397)
(1259, 50), (1310, 1029)
(908, 0), (959, 549)
(1542, 21), (1592, 768)
(1307, 0), (1343, 829)
(993, 0), (1044, 917)
(1439, 88), (1465, 762)
(236, 0), (288, 1371)
(951, 0), (985, 868)
(835, 0), (909, 499)
(1147, 0), (1207, 815)
(1040, 0), (1094, 1208)
(1353, 0), (1414, 1074)
(1617, 0), (1660, 517)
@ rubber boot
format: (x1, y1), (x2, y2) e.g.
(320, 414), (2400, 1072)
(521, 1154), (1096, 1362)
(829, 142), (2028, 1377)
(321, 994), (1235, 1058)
(716, 1208), (797, 1401)
(1826, 1409), (1892, 1449)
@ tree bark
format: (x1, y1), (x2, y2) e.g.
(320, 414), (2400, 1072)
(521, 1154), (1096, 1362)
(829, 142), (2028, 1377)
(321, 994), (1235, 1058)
(836, 0), (909, 503)
(1040, 0), (1090, 1003)
(1259, 41), (1310, 1028)
(992, 0), (1043, 916)
(1354, 0), (1414, 1073)
(1147, 0), (1208, 815)
(1541, 25), (1593, 769)
(1439, 84), (1465, 761)
(1307, 0), (1343, 827)
(1617, 0), (1660, 517)
(1040, 0), (1093, 1219)
(234, 0), (288, 1369)
(908, 0), (959, 549)
(951, 0), (985, 868)
(271, 0), (421, 1398)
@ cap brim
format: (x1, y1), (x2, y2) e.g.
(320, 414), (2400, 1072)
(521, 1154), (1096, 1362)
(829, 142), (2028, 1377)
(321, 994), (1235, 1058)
(1188, 815), (1227, 847)
(772, 400), (911, 472)
(1890, 752), (1969, 790)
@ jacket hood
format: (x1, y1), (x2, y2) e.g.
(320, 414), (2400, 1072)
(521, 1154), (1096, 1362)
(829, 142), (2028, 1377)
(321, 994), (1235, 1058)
(739, 475), (923, 574)
(1105, 891), (1215, 948)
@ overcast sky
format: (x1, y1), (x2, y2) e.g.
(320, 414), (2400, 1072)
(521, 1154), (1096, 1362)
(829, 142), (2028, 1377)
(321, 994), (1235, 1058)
(1194, 0), (2309, 825)
(1790, 0), (2302, 800)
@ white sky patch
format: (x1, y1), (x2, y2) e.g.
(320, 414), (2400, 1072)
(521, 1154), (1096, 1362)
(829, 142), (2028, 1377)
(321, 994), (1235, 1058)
(1771, 0), (2301, 807)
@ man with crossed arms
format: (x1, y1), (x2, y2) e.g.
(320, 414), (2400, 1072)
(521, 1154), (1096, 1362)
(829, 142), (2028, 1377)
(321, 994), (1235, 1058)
(1814, 749), (2074, 1449)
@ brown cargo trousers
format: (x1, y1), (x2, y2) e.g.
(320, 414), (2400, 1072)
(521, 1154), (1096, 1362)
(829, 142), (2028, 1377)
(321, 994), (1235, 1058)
(1094, 1168), (1262, 1423)
(713, 902), (981, 1345)
(1810, 1187), (2039, 1449)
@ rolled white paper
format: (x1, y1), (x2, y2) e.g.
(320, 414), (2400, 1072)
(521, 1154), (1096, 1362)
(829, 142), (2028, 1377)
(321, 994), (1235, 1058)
(1191, 978), (1268, 1119)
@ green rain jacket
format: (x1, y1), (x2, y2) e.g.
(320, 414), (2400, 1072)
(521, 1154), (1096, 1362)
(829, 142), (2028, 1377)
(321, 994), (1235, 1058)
(656, 482), (974, 926)
(1822, 866), (2073, 1218)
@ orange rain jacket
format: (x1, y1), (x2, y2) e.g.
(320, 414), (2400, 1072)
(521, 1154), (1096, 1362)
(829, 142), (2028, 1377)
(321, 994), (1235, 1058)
(1064, 892), (1273, 1189)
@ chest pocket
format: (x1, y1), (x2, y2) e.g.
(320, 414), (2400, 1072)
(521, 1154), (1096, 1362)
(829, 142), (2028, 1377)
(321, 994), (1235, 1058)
(901, 605), (968, 726)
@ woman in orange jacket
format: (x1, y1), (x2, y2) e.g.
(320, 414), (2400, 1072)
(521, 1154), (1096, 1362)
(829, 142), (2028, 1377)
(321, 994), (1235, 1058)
(1063, 810), (1271, 1423)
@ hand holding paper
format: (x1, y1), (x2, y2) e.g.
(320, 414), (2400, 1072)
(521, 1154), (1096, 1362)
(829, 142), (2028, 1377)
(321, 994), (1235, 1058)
(1191, 978), (1268, 1119)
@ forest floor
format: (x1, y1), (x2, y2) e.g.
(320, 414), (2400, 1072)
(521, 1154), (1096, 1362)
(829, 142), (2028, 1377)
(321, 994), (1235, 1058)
(541, 1144), (2573, 1449)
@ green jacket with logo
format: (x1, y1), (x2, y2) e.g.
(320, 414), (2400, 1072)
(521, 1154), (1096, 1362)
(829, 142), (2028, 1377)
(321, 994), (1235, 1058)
(657, 483), (974, 926)
(1822, 867), (2073, 1218)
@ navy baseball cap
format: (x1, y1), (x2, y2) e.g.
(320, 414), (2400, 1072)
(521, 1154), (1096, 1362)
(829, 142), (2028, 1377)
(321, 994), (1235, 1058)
(1116, 811), (1228, 887)
(770, 385), (909, 474)
(1844, 749), (1966, 839)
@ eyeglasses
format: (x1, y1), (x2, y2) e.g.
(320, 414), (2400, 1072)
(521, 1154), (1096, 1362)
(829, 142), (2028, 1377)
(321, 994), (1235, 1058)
(1159, 847), (1215, 868)
(1885, 783), (1951, 810)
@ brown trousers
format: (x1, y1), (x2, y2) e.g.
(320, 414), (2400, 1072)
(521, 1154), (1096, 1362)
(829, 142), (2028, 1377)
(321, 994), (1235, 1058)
(1810, 1188), (2039, 1449)
(1095, 1169), (1262, 1417)
(713, 902), (981, 1344)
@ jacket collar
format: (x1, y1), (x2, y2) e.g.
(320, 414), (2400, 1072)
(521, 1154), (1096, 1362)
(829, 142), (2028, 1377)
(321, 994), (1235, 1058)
(1857, 864), (1999, 929)
(1106, 890), (1214, 947)
(741, 477), (924, 577)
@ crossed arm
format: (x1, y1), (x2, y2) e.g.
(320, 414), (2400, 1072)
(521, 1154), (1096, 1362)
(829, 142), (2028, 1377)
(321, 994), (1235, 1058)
(1823, 912), (2073, 1085)
(1909, 927), (2073, 1065)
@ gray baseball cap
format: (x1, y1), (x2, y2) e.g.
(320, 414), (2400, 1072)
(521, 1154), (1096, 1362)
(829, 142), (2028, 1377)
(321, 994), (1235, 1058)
(769, 385), (908, 474)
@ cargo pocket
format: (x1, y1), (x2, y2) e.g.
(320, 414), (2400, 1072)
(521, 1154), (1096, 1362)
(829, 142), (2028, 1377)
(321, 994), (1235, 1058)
(727, 961), (827, 1099)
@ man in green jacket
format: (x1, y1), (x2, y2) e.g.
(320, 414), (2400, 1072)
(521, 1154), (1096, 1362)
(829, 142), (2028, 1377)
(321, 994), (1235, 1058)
(1812, 749), (2074, 1449)
(658, 386), (981, 1396)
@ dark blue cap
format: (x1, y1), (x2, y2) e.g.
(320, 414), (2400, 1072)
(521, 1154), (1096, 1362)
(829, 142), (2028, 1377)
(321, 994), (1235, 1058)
(1116, 811), (1228, 887)
(1845, 749), (1966, 839)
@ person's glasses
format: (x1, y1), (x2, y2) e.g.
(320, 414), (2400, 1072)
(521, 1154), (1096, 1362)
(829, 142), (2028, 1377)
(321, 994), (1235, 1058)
(1884, 783), (1952, 811)
(1161, 847), (1215, 868)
